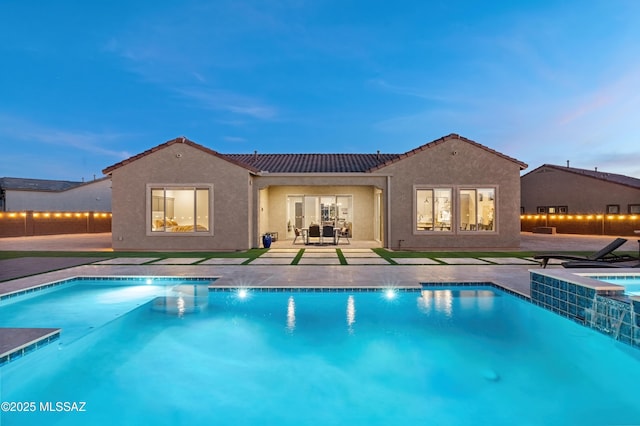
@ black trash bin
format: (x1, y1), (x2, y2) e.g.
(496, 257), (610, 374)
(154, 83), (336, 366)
(262, 234), (272, 248)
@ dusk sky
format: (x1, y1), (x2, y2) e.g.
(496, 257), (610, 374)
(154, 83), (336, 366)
(2, 0), (640, 181)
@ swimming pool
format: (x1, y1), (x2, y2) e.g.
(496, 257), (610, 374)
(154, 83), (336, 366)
(2, 278), (640, 425)
(591, 274), (640, 296)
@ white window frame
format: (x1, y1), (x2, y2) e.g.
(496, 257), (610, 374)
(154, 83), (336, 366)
(458, 187), (496, 232)
(414, 186), (454, 233)
(414, 185), (498, 235)
(146, 184), (214, 237)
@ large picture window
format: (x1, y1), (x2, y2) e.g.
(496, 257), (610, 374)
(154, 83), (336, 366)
(459, 188), (495, 231)
(415, 186), (496, 233)
(416, 188), (452, 231)
(149, 186), (211, 234)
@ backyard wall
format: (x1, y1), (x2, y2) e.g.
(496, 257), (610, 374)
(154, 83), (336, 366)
(0, 211), (111, 238)
(521, 214), (639, 236)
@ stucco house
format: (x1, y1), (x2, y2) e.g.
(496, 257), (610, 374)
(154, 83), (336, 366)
(102, 134), (527, 251)
(0, 177), (112, 212)
(521, 164), (640, 215)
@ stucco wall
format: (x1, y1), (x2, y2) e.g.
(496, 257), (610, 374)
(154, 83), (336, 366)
(4, 179), (112, 212)
(110, 143), (252, 251)
(378, 137), (522, 249)
(521, 167), (640, 214)
(108, 136), (523, 251)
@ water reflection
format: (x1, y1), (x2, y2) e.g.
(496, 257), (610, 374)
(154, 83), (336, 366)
(286, 296), (296, 332)
(458, 290), (494, 312)
(346, 295), (356, 334)
(417, 290), (453, 317)
(176, 295), (185, 318)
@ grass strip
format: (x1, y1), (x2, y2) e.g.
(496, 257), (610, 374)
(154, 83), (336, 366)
(291, 249), (305, 265)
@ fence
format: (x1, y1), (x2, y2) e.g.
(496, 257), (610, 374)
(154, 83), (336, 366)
(0, 211), (111, 238)
(1, 211), (637, 238)
(521, 214), (640, 236)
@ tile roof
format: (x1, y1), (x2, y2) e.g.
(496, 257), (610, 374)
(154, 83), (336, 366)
(528, 164), (640, 190)
(102, 133), (527, 175)
(224, 153), (401, 173)
(367, 133), (527, 172)
(0, 177), (83, 192)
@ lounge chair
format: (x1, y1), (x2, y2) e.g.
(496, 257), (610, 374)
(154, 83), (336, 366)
(561, 259), (640, 268)
(533, 237), (635, 268)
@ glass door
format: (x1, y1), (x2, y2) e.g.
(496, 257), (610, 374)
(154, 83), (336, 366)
(287, 195), (354, 238)
(286, 196), (304, 238)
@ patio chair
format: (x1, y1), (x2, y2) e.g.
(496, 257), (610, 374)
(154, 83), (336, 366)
(322, 225), (336, 245)
(336, 226), (350, 245)
(307, 225), (321, 245)
(292, 228), (304, 245)
(533, 237), (635, 268)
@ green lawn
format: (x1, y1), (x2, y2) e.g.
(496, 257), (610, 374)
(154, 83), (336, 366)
(0, 249), (268, 261)
(1, 248), (636, 262)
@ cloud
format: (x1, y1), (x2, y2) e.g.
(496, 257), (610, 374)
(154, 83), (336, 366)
(104, 32), (280, 122)
(368, 79), (459, 103)
(174, 87), (279, 120)
(223, 136), (247, 143)
(0, 114), (133, 159)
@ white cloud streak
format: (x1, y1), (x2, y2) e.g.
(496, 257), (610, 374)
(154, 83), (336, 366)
(0, 114), (133, 160)
(174, 87), (278, 120)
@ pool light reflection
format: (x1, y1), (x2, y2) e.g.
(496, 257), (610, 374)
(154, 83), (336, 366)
(346, 295), (356, 333)
(384, 288), (397, 300)
(237, 288), (249, 299)
(286, 296), (296, 332)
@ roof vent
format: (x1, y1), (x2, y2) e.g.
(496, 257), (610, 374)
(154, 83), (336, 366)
(253, 150), (258, 161)
(566, 160), (570, 168)
(376, 150), (380, 160)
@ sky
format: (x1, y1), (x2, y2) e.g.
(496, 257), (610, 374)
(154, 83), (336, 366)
(1, 0), (640, 181)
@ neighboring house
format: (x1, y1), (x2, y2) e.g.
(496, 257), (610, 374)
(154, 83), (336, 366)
(102, 134), (527, 251)
(521, 164), (640, 215)
(0, 177), (112, 212)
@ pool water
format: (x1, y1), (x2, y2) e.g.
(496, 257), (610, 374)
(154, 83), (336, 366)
(596, 276), (640, 296)
(2, 281), (640, 425)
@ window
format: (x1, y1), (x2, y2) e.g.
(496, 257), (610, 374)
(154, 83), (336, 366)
(149, 186), (211, 234)
(629, 204), (640, 214)
(536, 205), (567, 214)
(606, 204), (620, 214)
(416, 188), (452, 231)
(459, 188), (495, 231)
